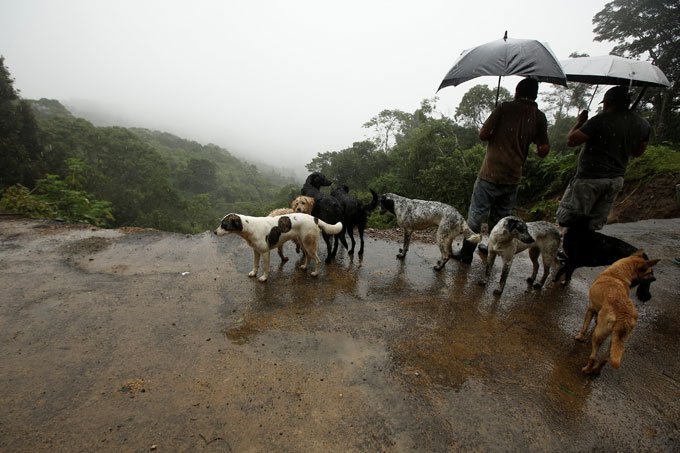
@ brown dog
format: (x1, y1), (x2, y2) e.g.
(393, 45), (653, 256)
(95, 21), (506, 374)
(575, 250), (659, 374)
(291, 195), (315, 214)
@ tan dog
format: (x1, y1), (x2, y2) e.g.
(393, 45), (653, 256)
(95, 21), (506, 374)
(292, 195), (315, 214)
(575, 250), (659, 374)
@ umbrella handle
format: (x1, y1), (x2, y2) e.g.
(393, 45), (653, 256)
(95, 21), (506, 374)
(495, 76), (501, 106)
(630, 86), (647, 111)
(587, 85), (599, 110)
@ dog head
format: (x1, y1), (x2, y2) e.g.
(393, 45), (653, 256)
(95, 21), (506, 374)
(292, 195), (315, 214)
(379, 194), (395, 215)
(214, 213), (242, 236)
(505, 217), (534, 244)
(629, 250), (660, 284)
(305, 172), (332, 189)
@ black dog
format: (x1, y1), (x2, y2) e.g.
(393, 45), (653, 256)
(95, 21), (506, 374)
(301, 172), (348, 263)
(330, 184), (378, 256)
(554, 222), (654, 302)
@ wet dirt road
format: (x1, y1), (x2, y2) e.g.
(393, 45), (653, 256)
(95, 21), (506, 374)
(1, 216), (679, 452)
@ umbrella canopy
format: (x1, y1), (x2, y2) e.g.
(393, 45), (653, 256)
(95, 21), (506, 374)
(560, 55), (670, 88)
(437, 35), (568, 91)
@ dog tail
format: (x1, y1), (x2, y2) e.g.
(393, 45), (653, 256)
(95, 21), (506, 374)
(365, 189), (379, 212)
(610, 334), (626, 369)
(316, 219), (343, 236)
(462, 222), (482, 244)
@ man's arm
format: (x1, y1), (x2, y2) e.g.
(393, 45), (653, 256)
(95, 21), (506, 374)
(535, 110), (550, 158)
(631, 140), (648, 158)
(567, 110), (590, 147)
(479, 107), (501, 141)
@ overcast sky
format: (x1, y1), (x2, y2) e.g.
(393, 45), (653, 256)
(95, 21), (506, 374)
(1, 0), (614, 176)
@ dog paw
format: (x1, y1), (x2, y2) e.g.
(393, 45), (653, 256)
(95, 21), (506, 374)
(526, 277), (535, 284)
(478, 279), (487, 287)
(396, 253), (406, 260)
(433, 262), (445, 271)
(574, 333), (585, 341)
(257, 276), (267, 282)
(532, 282), (543, 290)
(248, 271), (257, 278)
(299, 264), (307, 270)
(310, 271), (319, 277)
(281, 257), (289, 264)
(493, 288), (503, 296)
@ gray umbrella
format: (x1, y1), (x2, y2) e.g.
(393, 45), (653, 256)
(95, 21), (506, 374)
(560, 55), (670, 88)
(437, 32), (567, 95)
(559, 55), (670, 110)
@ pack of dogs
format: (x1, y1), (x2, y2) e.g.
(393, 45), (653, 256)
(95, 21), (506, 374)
(214, 172), (662, 375)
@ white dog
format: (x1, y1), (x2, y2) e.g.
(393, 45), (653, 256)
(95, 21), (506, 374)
(379, 193), (481, 270)
(214, 212), (342, 282)
(479, 216), (561, 295)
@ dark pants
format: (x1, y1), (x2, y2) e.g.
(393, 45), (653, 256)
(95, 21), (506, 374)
(466, 177), (518, 234)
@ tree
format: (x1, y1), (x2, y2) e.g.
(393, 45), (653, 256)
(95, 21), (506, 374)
(455, 85), (511, 129)
(593, 0), (680, 142)
(0, 56), (43, 188)
(362, 109), (411, 152)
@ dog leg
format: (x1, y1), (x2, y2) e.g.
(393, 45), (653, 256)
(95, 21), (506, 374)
(527, 247), (540, 284)
(493, 259), (512, 295)
(322, 232), (333, 263)
(479, 251), (497, 286)
(582, 322), (611, 374)
(301, 236), (320, 277)
(397, 230), (412, 259)
(357, 226), (365, 256)
(309, 252), (320, 277)
(574, 307), (595, 341)
(277, 245), (289, 264)
(347, 227), (356, 255)
(258, 251), (271, 282)
(248, 250), (260, 278)
(434, 230), (454, 271)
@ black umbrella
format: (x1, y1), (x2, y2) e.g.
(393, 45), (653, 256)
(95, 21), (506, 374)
(438, 31), (568, 104)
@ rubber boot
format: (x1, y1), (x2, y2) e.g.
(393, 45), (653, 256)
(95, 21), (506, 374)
(451, 239), (477, 264)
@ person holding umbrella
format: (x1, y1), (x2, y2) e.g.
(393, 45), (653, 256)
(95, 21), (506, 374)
(555, 85), (651, 230)
(452, 77), (551, 264)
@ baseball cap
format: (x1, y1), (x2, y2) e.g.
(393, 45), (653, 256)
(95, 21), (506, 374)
(600, 86), (630, 106)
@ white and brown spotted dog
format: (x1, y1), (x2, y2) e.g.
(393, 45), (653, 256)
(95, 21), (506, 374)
(214, 212), (342, 282)
(479, 216), (561, 295)
(379, 193), (481, 270)
(266, 196), (316, 263)
(267, 207), (297, 263)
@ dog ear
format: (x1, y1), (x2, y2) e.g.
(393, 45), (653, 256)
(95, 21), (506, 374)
(506, 218), (519, 231)
(223, 214), (242, 231)
(278, 216), (292, 233)
(645, 258), (660, 268)
(632, 249), (645, 257)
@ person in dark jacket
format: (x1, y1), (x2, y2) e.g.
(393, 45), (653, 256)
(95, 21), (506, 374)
(453, 77), (550, 264)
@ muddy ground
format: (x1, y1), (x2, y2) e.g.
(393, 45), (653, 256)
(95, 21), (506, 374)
(1, 215), (679, 452)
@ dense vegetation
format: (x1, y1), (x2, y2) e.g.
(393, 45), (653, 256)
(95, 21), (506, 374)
(1, 0), (678, 232)
(1, 74), (299, 232)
